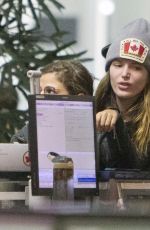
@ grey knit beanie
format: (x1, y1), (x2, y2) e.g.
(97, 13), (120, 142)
(105, 18), (150, 72)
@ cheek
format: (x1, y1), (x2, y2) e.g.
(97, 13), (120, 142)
(134, 70), (148, 87)
(133, 78), (147, 93)
(110, 74), (117, 91)
(133, 68), (149, 91)
(109, 67), (119, 88)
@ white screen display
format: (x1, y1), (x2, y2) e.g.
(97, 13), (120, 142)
(36, 99), (97, 190)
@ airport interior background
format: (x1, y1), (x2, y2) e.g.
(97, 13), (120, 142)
(52, 0), (150, 91)
(1, 0), (150, 229)
(14, 0), (150, 110)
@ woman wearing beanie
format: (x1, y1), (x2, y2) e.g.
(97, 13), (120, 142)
(95, 18), (150, 171)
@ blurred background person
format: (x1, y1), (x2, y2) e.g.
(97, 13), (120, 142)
(11, 59), (94, 143)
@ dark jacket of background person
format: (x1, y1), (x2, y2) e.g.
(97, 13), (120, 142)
(11, 123), (28, 143)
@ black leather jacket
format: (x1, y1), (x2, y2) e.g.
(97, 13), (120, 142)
(97, 117), (150, 171)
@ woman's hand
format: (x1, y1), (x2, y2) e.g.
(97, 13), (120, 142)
(96, 109), (119, 132)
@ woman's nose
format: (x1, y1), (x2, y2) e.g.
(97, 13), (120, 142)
(121, 65), (130, 79)
(40, 90), (44, 94)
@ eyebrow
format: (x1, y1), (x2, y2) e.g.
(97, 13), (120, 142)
(113, 59), (142, 65)
(41, 85), (57, 90)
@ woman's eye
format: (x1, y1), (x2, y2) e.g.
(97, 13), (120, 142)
(133, 65), (141, 71)
(44, 86), (56, 94)
(113, 62), (122, 67)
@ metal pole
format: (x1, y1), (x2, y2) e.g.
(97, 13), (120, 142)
(27, 70), (41, 94)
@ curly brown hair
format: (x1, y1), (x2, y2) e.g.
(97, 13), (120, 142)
(41, 60), (93, 96)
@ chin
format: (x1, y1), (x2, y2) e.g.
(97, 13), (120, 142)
(117, 94), (134, 99)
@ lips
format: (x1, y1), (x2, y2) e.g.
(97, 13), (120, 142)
(118, 82), (131, 90)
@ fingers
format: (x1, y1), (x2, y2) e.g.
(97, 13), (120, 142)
(96, 109), (119, 132)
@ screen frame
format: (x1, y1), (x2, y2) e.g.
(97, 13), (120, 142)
(0, 172), (30, 180)
(28, 94), (99, 197)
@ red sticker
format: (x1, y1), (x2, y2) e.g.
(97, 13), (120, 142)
(23, 151), (31, 167)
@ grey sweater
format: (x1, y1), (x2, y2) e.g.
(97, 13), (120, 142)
(11, 124), (29, 143)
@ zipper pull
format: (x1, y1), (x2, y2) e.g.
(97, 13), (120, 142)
(113, 127), (116, 139)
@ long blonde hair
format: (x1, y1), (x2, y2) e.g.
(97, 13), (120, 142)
(95, 72), (150, 157)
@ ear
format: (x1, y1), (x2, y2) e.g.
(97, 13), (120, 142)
(77, 93), (85, 96)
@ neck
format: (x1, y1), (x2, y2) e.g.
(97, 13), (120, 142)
(116, 96), (138, 120)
